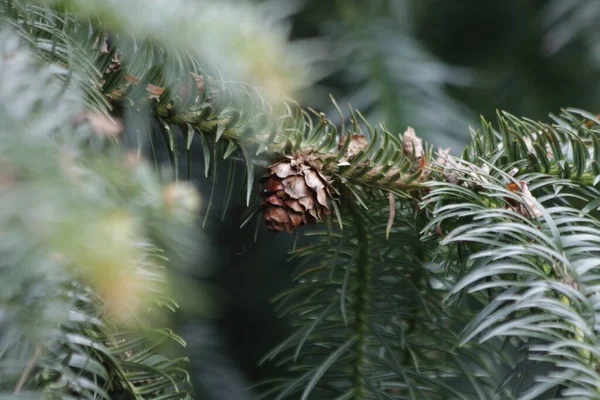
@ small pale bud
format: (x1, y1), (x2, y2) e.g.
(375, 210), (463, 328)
(444, 157), (460, 184)
(436, 148), (460, 184)
(462, 164), (490, 188)
(191, 73), (204, 91)
(163, 182), (201, 215)
(76, 110), (123, 137)
(546, 143), (553, 159)
(506, 181), (542, 218)
(102, 210), (137, 243)
(523, 137), (535, 154)
(519, 181), (543, 218)
(535, 131), (553, 159)
(435, 147), (451, 166)
(402, 127), (423, 159)
(338, 134), (368, 161)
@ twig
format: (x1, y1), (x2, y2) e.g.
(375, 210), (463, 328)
(14, 344), (43, 394)
(386, 192), (395, 240)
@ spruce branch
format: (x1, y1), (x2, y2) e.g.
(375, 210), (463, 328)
(255, 107), (600, 398)
(258, 192), (516, 398)
(40, 0), (324, 98)
(89, 32), (600, 229)
(349, 204), (370, 399)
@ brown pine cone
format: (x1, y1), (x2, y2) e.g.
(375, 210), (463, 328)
(262, 151), (334, 233)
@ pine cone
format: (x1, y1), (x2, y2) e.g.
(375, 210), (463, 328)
(262, 152), (334, 233)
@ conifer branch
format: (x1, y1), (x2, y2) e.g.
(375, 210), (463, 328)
(349, 204), (370, 399)
(0, 27), (197, 398)
(6, 1), (600, 398)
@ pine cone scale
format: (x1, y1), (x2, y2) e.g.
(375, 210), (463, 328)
(304, 170), (325, 190)
(272, 162), (298, 178)
(282, 176), (312, 199)
(266, 175), (284, 192)
(298, 197), (314, 210)
(316, 188), (328, 207)
(263, 194), (284, 206)
(285, 200), (305, 213)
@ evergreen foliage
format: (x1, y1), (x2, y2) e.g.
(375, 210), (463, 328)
(2, 1), (600, 399)
(0, 27), (196, 399)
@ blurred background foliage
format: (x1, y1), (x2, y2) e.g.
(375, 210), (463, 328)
(187, 0), (600, 399)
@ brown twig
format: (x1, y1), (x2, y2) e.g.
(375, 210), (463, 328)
(14, 344), (43, 394)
